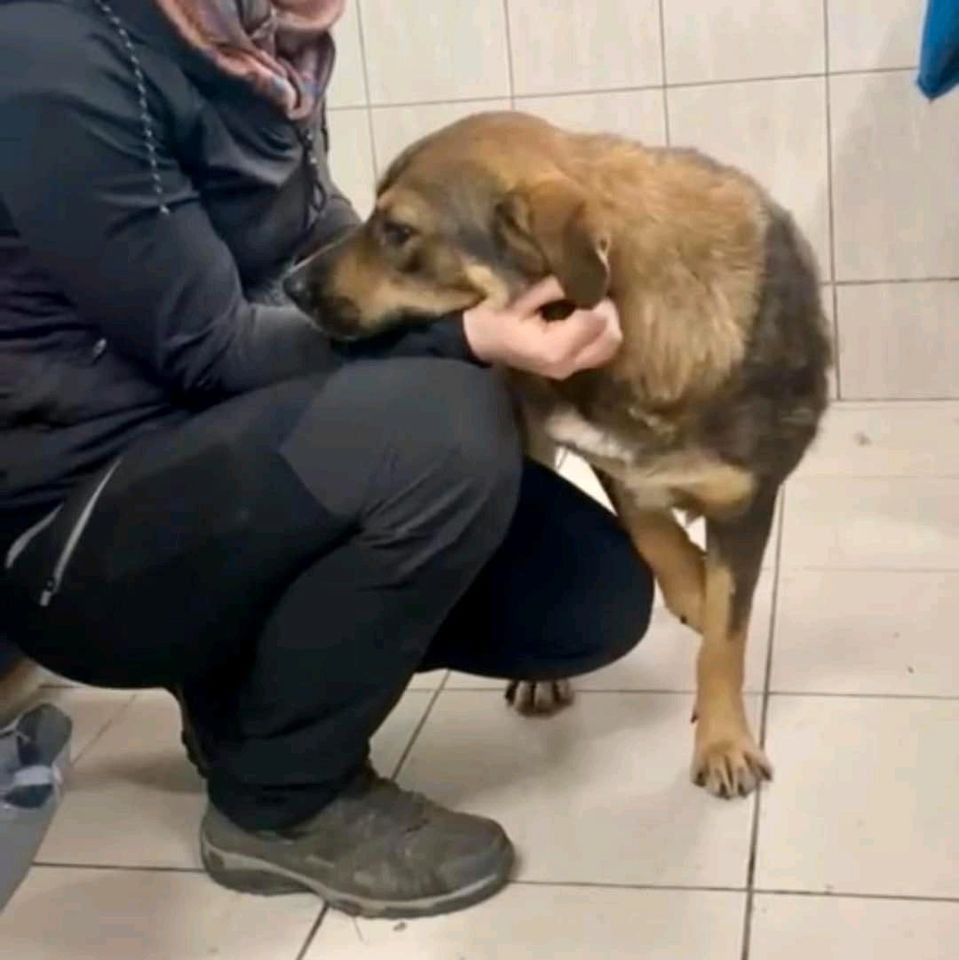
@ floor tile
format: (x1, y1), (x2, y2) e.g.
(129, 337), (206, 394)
(796, 401), (959, 477)
(326, 108), (376, 218)
(664, 0), (824, 84)
(756, 696), (959, 897)
(507, 0), (662, 96)
(370, 99), (510, 174)
(398, 691), (759, 887)
(828, 0), (925, 72)
(31, 687), (136, 762)
(668, 77), (830, 276)
(772, 570), (959, 696)
(579, 572), (774, 694)
(750, 893), (959, 960)
(309, 885), (746, 959)
(837, 282), (959, 401)
(36, 689), (431, 868)
(831, 71), (959, 281)
(326, 0), (366, 108)
(372, 690), (434, 776)
(360, 0), (509, 104)
(781, 477), (959, 570)
(1, 866), (319, 960)
(517, 89), (667, 145)
(36, 692), (205, 869)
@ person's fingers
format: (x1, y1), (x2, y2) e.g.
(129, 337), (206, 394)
(510, 276), (566, 317)
(540, 300), (622, 376)
(538, 309), (608, 370)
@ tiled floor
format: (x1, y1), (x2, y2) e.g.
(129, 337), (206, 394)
(4, 400), (959, 957)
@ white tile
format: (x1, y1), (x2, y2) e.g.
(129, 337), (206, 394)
(781, 477), (959, 570)
(36, 692), (205, 868)
(398, 691), (759, 887)
(371, 690), (434, 777)
(360, 0), (510, 104)
(33, 687), (136, 762)
(370, 99), (511, 175)
(828, 0), (925, 72)
(516, 89), (667, 145)
(664, 0), (824, 84)
(772, 570), (959, 696)
(310, 885), (746, 959)
(836, 282), (959, 400)
(668, 78), (830, 277)
(751, 894), (959, 960)
(327, 108), (376, 217)
(831, 72), (959, 281)
(756, 696), (959, 897)
(796, 401), (959, 477)
(508, 0), (662, 95)
(579, 572), (773, 693)
(2, 867), (319, 960)
(35, 688), (433, 869)
(326, 0), (366, 108)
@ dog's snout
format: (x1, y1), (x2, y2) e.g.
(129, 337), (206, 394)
(283, 263), (312, 312)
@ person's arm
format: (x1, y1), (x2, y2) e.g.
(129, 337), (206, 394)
(0, 12), (338, 403)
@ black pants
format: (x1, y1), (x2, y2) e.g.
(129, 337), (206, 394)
(2, 359), (653, 830)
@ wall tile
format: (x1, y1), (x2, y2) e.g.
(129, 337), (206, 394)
(360, 0), (510, 104)
(508, 0), (662, 95)
(837, 281), (959, 399)
(664, 0), (824, 84)
(516, 89), (667, 144)
(326, 0), (366, 108)
(831, 71), (959, 281)
(326, 108), (376, 217)
(828, 0), (925, 72)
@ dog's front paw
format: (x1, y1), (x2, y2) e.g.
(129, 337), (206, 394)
(691, 728), (772, 799)
(505, 679), (574, 716)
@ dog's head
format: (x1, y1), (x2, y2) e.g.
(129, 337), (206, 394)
(284, 111), (611, 340)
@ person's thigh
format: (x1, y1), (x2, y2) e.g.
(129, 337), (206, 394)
(424, 460), (655, 680)
(4, 359), (518, 690)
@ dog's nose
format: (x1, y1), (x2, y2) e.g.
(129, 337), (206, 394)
(283, 264), (312, 312)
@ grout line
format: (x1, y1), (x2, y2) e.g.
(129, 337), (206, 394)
(768, 690), (959, 702)
(351, 64), (918, 113)
(741, 492), (786, 960)
(352, 0), (379, 180)
(502, 0), (515, 108)
(391, 672), (449, 779)
(833, 276), (959, 286)
(821, 0), (841, 397)
(516, 879), (746, 895)
(656, 0), (671, 144)
(438, 685), (959, 701)
(754, 887), (959, 905)
(31, 861), (202, 874)
(294, 906), (329, 960)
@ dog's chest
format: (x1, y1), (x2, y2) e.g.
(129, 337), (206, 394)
(542, 405), (734, 511)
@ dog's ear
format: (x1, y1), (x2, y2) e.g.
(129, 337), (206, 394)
(496, 177), (611, 308)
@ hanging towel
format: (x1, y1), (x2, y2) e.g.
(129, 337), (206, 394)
(918, 0), (959, 98)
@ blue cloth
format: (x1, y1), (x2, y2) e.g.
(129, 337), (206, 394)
(918, 0), (959, 99)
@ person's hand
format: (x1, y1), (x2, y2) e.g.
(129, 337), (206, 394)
(463, 277), (622, 379)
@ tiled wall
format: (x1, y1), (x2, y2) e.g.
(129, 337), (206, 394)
(324, 1), (958, 401)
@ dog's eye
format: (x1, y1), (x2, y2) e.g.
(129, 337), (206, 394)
(382, 220), (416, 248)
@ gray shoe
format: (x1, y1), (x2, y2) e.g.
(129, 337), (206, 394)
(200, 768), (514, 919)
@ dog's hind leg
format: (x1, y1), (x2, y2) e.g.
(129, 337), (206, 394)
(691, 486), (777, 798)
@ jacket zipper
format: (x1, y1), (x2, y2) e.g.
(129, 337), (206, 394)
(39, 458), (122, 608)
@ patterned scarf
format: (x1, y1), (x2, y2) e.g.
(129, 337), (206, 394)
(154, 0), (346, 119)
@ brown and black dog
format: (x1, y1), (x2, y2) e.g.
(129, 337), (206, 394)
(285, 111), (831, 799)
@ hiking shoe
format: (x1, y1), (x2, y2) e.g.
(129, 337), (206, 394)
(200, 768), (514, 918)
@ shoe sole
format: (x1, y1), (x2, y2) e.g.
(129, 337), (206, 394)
(200, 832), (514, 920)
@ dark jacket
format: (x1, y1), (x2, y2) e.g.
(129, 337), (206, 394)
(0, 0), (471, 529)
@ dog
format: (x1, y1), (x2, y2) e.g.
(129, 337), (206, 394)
(284, 111), (831, 799)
